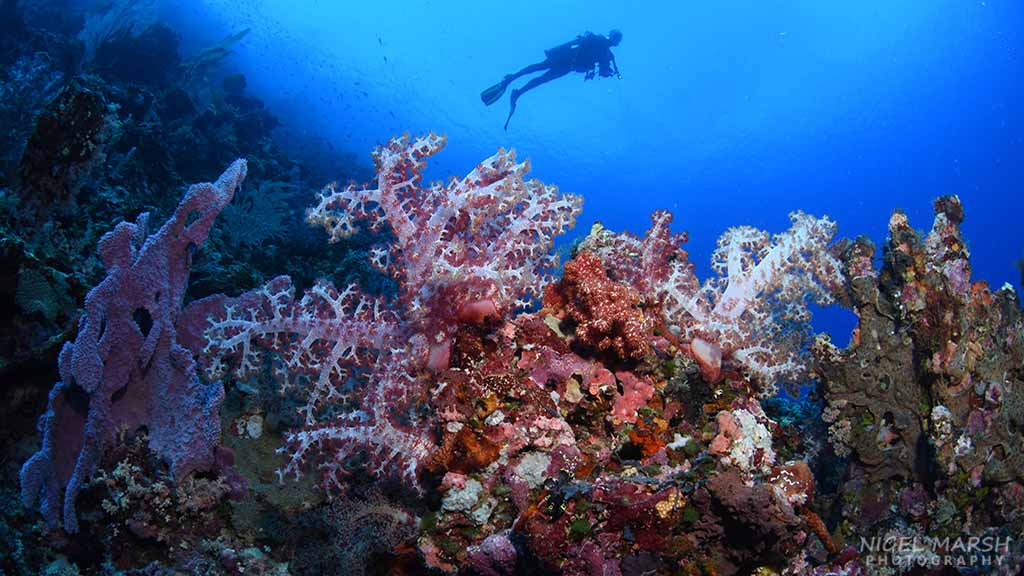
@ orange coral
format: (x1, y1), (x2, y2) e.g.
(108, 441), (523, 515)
(629, 416), (669, 458)
(431, 427), (501, 475)
(801, 508), (839, 556)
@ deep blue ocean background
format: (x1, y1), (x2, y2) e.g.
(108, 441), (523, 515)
(168, 0), (1022, 341)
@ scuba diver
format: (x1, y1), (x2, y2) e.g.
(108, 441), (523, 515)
(481, 29), (622, 130)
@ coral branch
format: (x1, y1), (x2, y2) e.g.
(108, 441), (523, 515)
(307, 133), (582, 337)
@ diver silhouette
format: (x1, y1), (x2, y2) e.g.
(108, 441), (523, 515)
(481, 29), (622, 130)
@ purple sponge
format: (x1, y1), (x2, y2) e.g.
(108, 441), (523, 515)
(19, 160), (247, 532)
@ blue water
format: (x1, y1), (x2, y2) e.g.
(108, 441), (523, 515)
(172, 0), (1022, 339)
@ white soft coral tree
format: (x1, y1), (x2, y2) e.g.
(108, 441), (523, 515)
(666, 212), (843, 390)
(582, 210), (843, 394)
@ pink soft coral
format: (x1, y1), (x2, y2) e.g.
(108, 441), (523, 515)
(307, 133), (582, 366)
(200, 276), (430, 490)
(201, 134), (581, 492)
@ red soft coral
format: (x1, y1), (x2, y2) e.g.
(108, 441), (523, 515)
(544, 251), (652, 361)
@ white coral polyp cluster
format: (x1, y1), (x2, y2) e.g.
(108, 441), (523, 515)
(822, 399), (853, 458)
(930, 405), (955, 447)
(716, 407), (777, 477)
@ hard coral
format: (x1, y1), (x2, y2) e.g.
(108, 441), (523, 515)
(20, 159), (246, 532)
(815, 196), (1024, 566)
(17, 76), (115, 210)
(86, 432), (229, 558)
(695, 469), (806, 571)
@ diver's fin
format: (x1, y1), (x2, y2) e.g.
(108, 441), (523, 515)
(481, 80), (508, 106)
(503, 96), (518, 130)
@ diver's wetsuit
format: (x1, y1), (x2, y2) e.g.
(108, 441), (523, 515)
(482, 30), (621, 130)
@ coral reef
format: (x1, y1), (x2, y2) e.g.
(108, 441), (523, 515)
(0, 8), (376, 391)
(17, 76), (116, 210)
(581, 210), (843, 393)
(413, 303), (833, 575)
(3, 2), (1022, 574)
(200, 133), (583, 493)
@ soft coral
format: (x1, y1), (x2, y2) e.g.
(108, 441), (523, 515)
(202, 134), (582, 491)
(582, 210), (843, 392)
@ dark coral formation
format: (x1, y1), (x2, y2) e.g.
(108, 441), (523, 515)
(0, 3), (380, 572)
(0, 0), (382, 462)
(814, 196), (1024, 570)
(17, 76), (113, 210)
